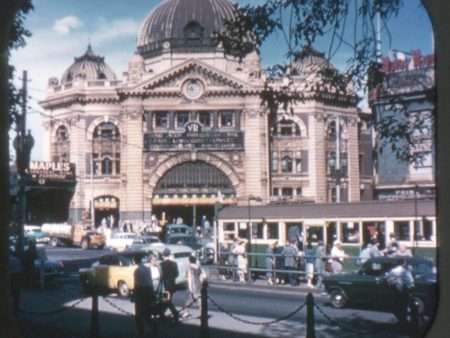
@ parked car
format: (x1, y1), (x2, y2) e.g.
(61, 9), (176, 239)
(166, 234), (215, 264)
(164, 224), (195, 241)
(323, 256), (437, 321)
(79, 244), (193, 297)
(125, 234), (161, 251)
(105, 232), (137, 251)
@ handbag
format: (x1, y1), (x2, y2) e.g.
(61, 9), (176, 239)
(156, 280), (171, 304)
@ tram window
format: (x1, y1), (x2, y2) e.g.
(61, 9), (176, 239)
(394, 221), (410, 241)
(419, 219), (434, 241)
(266, 223), (278, 239)
(224, 222), (235, 231)
(255, 223), (264, 239)
(341, 222), (359, 243)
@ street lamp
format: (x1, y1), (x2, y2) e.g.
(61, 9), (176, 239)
(247, 195), (262, 280)
(328, 156), (346, 202)
(13, 129), (34, 255)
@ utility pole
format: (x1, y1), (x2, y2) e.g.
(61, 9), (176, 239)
(14, 70), (33, 256)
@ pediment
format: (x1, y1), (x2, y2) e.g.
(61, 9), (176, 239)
(119, 59), (256, 96)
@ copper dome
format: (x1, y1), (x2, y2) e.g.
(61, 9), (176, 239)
(61, 44), (117, 84)
(137, 0), (236, 57)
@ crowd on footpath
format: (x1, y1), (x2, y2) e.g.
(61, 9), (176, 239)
(217, 229), (415, 290)
(133, 247), (207, 338)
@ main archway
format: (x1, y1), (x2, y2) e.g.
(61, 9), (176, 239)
(151, 161), (236, 227)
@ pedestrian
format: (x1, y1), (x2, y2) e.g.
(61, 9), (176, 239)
(330, 240), (347, 273)
(133, 256), (157, 338)
(202, 216), (210, 237)
(265, 241), (276, 285)
(358, 243), (372, 265)
(282, 240), (299, 286)
(314, 241), (325, 288)
(22, 239), (38, 286)
(304, 242), (315, 288)
(232, 239), (247, 282)
(274, 241), (285, 284)
(149, 254), (161, 291)
(9, 253), (23, 317)
(159, 248), (179, 322)
(392, 243), (413, 257)
(384, 233), (399, 256)
(386, 259), (415, 323)
(228, 238), (239, 281)
(182, 255), (203, 318)
(369, 240), (382, 257)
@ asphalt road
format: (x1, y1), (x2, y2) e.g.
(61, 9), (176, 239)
(32, 246), (427, 338)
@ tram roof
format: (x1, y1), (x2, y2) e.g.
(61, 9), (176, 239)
(218, 199), (436, 220)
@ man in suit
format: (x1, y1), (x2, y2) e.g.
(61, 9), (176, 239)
(134, 256), (157, 337)
(160, 248), (179, 322)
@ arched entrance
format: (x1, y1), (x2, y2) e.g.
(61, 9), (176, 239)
(152, 161), (235, 226)
(94, 196), (119, 228)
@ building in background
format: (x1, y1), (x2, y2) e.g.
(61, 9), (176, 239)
(39, 0), (370, 228)
(369, 50), (435, 201)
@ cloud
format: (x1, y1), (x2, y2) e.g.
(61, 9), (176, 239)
(94, 17), (141, 44)
(53, 16), (83, 35)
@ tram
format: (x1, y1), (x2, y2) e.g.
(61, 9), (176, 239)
(217, 199), (436, 261)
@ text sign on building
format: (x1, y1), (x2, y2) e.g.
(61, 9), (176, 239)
(26, 161), (76, 183)
(143, 131), (245, 151)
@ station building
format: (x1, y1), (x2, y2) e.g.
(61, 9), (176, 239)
(40, 0), (372, 228)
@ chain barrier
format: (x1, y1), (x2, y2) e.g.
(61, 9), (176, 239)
(313, 303), (380, 335)
(207, 294), (307, 326)
(19, 297), (87, 316)
(100, 294), (200, 317)
(101, 296), (134, 316)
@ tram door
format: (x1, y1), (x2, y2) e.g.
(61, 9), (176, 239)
(325, 222), (337, 252)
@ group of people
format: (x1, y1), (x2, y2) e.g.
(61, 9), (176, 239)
(133, 248), (206, 338)
(358, 234), (413, 265)
(264, 239), (332, 288)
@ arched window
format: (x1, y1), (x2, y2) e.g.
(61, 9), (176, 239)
(93, 122), (120, 176)
(281, 156), (293, 173)
(183, 21), (204, 40)
(274, 120), (301, 136)
(52, 125), (70, 162)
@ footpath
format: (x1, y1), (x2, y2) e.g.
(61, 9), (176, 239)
(14, 276), (328, 338)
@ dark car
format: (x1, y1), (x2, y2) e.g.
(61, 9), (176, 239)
(166, 234), (214, 264)
(323, 256), (437, 321)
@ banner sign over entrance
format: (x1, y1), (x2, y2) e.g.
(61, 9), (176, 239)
(26, 161), (76, 184)
(143, 131), (244, 151)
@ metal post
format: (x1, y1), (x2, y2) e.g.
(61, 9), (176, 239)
(199, 280), (210, 338)
(247, 196), (252, 281)
(335, 116), (341, 203)
(306, 292), (316, 338)
(90, 291), (100, 338)
(413, 185), (418, 256)
(91, 142), (95, 228)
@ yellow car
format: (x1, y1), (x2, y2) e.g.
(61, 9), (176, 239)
(79, 244), (192, 297)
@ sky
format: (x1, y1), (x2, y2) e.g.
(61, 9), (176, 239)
(10, 0), (433, 161)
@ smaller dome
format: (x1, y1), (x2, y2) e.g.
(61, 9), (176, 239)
(291, 46), (334, 75)
(61, 44), (117, 84)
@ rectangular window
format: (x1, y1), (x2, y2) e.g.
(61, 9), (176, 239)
(272, 152), (278, 173)
(295, 159), (302, 173)
(267, 223), (279, 239)
(341, 222), (360, 243)
(273, 188), (279, 196)
(281, 156), (293, 173)
(220, 112), (233, 127)
(177, 112), (189, 127)
(394, 221), (410, 241)
(281, 187), (293, 197)
(296, 187), (302, 196)
(155, 112), (167, 128)
(199, 112), (211, 127)
(280, 125), (292, 136)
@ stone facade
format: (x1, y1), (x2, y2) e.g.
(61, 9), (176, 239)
(40, 0), (365, 227)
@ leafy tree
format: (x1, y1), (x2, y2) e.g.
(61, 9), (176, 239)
(218, 0), (433, 164)
(0, 1), (33, 337)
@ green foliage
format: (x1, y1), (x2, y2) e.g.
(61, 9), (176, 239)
(217, 0), (435, 165)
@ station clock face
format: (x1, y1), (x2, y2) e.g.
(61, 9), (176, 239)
(184, 79), (203, 99)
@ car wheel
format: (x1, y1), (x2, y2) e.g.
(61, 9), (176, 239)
(81, 239), (89, 250)
(50, 237), (59, 247)
(412, 296), (425, 315)
(118, 281), (130, 297)
(330, 288), (347, 309)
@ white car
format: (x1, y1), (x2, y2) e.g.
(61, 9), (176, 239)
(105, 232), (137, 251)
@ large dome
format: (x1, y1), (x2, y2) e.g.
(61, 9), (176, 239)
(61, 44), (117, 84)
(137, 0), (236, 58)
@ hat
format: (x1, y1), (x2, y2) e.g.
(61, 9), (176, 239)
(162, 248), (171, 257)
(317, 240), (324, 246)
(333, 240), (342, 246)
